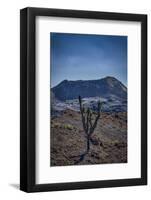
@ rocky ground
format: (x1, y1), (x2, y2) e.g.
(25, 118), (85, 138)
(50, 109), (127, 166)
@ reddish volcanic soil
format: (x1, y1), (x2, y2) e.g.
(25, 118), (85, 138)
(50, 109), (127, 166)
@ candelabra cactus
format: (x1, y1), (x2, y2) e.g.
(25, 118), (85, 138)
(78, 96), (101, 153)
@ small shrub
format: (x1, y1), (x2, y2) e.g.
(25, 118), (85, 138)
(109, 140), (119, 146)
(51, 122), (61, 128)
(63, 124), (74, 130)
(52, 122), (74, 130)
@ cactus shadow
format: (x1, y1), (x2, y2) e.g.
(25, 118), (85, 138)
(70, 152), (88, 165)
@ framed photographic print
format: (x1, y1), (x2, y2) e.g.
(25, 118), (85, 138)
(20, 7), (147, 192)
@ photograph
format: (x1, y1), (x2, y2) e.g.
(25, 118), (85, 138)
(50, 33), (127, 166)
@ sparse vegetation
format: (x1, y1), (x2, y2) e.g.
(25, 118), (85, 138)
(63, 124), (74, 130)
(52, 122), (75, 130)
(50, 110), (127, 166)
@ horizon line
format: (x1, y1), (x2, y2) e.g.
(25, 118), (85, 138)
(51, 75), (127, 88)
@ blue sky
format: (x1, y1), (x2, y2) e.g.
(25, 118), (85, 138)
(50, 33), (127, 87)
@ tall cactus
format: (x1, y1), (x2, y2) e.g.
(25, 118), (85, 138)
(78, 96), (101, 153)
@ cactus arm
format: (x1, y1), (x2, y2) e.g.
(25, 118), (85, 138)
(89, 101), (101, 135)
(79, 96), (87, 133)
(81, 108), (87, 133)
(88, 112), (93, 129)
(90, 113), (100, 135)
(86, 108), (90, 133)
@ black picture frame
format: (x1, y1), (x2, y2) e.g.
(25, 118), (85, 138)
(20, 7), (147, 192)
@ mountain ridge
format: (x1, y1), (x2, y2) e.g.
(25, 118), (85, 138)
(52, 76), (127, 101)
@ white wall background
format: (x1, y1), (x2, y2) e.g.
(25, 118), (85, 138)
(0, 0), (150, 199)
